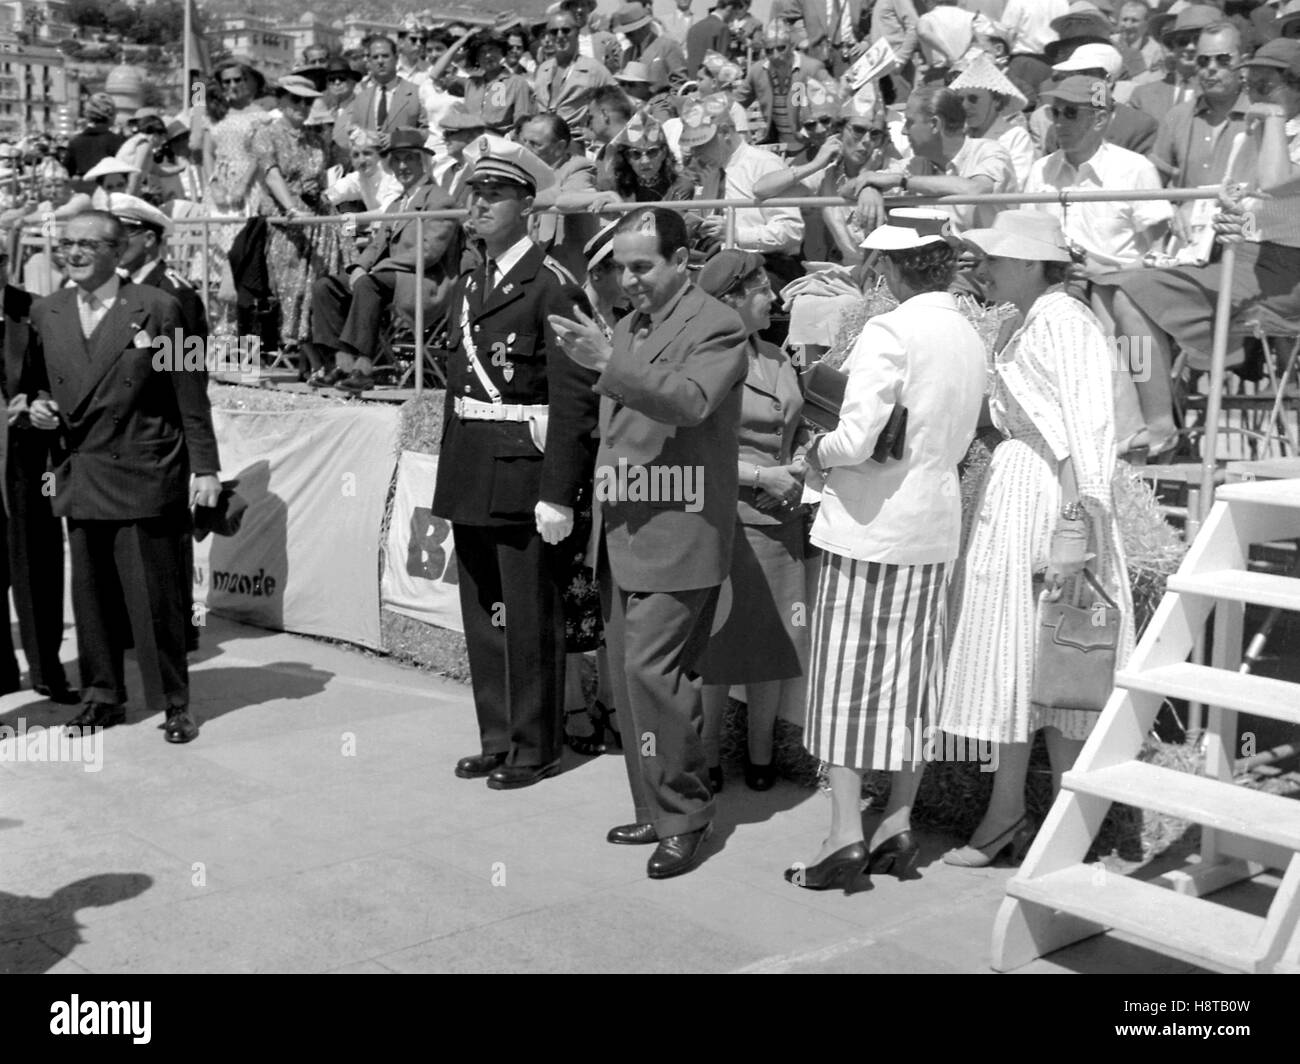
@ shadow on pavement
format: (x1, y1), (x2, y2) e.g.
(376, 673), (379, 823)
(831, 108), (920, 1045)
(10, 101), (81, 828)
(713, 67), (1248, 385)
(0, 873), (152, 974)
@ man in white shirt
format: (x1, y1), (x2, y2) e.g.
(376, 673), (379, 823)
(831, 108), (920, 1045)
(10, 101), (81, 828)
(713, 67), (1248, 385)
(1002, 0), (1069, 58)
(662, 0), (696, 44)
(848, 84), (1016, 233)
(1026, 75), (1170, 275)
(684, 94), (805, 283)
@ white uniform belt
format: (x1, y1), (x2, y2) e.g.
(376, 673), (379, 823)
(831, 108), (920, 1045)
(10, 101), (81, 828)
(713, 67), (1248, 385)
(454, 398), (548, 422)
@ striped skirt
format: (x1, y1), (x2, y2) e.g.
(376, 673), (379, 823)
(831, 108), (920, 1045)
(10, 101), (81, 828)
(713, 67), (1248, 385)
(804, 552), (949, 773)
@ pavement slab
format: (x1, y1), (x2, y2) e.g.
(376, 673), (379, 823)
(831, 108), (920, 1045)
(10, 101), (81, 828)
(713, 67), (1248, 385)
(0, 611), (1255, 974)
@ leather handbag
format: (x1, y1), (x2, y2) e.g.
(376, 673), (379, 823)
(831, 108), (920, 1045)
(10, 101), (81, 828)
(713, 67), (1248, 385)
(798, 363), (908, 462)
(1032, 569), (1121, 713)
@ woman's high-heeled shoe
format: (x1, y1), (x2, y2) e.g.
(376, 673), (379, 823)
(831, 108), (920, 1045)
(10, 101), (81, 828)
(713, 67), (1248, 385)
(744, 759), (776, 791)
(866, 830), (921, 880)
(942, 815), (1034, 868)
(708, 766), (724, 794)
(784, 842), (871, 893)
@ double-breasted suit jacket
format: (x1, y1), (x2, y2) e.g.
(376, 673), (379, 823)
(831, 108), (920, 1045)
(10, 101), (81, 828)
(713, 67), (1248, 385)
(433, 242), (599, 527)
(595, 283), (750, 593)
(27, 283), (220, 521)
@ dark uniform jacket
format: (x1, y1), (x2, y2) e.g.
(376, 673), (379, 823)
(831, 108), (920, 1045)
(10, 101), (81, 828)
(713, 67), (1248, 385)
(432, 241), (598, 528)
(137, 260), (208, 341)
(26, 282), (220, 521)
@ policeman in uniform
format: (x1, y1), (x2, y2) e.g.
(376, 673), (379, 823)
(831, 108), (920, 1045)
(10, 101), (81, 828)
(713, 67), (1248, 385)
(432, 135), (599, 790)
(108, 192), (207, 654)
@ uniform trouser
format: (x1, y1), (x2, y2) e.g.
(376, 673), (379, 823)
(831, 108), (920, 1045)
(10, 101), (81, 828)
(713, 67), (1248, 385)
(452, 522), (567, 767)
(68, 510), (189, 714)
(5, 430), (67, 690)
(599, 544), (718, 839)
(310, 271), (398, 363)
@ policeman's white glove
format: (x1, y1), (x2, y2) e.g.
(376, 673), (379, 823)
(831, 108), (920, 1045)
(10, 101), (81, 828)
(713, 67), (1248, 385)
(535, 500), (574, 545)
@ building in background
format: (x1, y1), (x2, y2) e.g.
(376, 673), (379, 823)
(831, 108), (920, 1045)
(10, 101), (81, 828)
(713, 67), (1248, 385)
(0, 0), (75, 44)
(208, 13), (294, 79)
(338, 15), (402, 54)
(0, 29), (68, 137)
(278, 11), (343, 61)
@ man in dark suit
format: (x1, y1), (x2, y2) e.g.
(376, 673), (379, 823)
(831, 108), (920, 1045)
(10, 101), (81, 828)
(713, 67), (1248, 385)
(432, 136), (599, 790)
(551, 208), (748, 879)
(108, 192), (208, 655)
(334, 35), (427, 153)
(24, 210), (221, 742)
(686, 1), (737, 74)
(310, 128), (457, 394)
(1, 281), (76, 703)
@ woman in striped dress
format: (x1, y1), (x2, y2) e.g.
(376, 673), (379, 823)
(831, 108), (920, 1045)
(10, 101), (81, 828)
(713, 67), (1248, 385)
(789, 209), (987, 891)
(939, 211), (1136, 867)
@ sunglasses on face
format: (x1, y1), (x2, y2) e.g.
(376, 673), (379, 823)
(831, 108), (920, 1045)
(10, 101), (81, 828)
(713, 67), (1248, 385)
(843, 123), (884, 141)
(1196, 53), (1235, 69)
(328, 75), (351, 83)
(765, 45), (789, 54)
(1247, 76), (1281, 93)
(961, 93), (989, 106)
(628, 146), (665, 159)
(547, 27), (576, 37)
(1049, 104), (1096, 122)
(801, 115), (835, 130)
(220, 76), (245, 86)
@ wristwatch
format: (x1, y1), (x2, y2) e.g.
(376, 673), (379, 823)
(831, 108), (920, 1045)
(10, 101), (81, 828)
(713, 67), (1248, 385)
(1060, 501), (1086, 522)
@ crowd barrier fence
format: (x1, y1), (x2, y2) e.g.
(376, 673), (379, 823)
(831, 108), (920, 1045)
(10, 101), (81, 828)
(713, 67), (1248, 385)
(13, 185), (1256, 519)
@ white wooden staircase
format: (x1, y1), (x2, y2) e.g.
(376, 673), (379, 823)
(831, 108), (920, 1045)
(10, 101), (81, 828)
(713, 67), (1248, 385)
(991, 479), (1300, 974)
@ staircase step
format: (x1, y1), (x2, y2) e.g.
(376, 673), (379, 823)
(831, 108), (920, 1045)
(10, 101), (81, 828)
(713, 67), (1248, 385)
(1009, 865), (1266, 972)
(1216, 478), (1300, 507)
(1116, 663), (1300, 726)
(1064, 761), (1300, 851)
(1167, 569), (1300, 611)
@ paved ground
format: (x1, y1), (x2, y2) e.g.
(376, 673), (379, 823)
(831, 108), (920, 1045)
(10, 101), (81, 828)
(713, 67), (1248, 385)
(0, 612), (1237, 974)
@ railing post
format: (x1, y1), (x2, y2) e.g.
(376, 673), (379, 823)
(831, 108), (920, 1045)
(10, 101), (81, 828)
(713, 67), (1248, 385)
(724, 205), (737, 250)
(201, 214), (211, 329)
(414, 215), (424, 398)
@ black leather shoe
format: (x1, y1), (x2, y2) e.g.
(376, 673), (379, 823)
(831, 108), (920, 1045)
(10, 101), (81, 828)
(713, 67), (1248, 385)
(607, 822), (657, 846)
(65, 703), (126, 731)
(35, 684), (81, 705)
(336, 371), (374, 395)
(646, 823), (713, 879)
(707, 766), (724, 794)
(867, 830), (921, 880)
(455, 752), (507, 779)
(784, 842), (871, 893)
(744, 761), (777, 791)
(486, 761), (561, 790)
(163, 707), (199, 744)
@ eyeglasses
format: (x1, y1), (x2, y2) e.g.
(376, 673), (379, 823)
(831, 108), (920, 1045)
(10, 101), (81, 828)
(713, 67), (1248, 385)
(843, 124), (885, 142)
(627, 146), (665, 159)
(801, 115), (835, 130)
(961, 93), (990, 106)
(219, 76), (246, 86)
(1049, 104), (1095, 122)
(547, 27), (576, 37)
(56, 238), (116, 254)
(765, 45), (789, 54)
(1195, 53), (1235, 69)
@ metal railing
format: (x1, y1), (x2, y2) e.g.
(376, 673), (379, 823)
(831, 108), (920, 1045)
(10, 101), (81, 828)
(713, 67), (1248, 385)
(12, 184), (1254, 518)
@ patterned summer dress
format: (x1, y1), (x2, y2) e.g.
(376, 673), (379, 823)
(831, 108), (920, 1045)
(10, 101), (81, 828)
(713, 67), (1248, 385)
(939, 289), (1137, 745)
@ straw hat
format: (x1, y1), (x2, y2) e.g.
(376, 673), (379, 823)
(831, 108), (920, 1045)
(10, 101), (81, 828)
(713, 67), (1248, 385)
(962, 209), (1073, 262)
(950, 52), (1028, 112)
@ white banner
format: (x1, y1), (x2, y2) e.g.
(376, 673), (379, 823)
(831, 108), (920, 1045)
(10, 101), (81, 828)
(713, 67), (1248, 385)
(380, 450), (463, 633)
(194, 405), (400, 649)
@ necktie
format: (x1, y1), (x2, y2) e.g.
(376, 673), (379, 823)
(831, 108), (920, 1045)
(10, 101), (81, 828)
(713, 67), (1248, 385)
(78, 291), (99, 339)
(377, 86), (389, 127)
(484, 257), (498, 296)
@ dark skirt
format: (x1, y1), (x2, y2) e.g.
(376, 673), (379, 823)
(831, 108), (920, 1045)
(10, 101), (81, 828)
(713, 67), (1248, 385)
(696, 517), (809, 685)
(1094, 242), (1300, 368)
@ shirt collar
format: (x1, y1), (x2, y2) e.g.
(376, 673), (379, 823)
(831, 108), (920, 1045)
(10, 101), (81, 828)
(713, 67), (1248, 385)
(80, 274), (121, 306)
(131, 257), (161, 287)
(491, 235), (535, 280)
(1195, 91), (1251, 118)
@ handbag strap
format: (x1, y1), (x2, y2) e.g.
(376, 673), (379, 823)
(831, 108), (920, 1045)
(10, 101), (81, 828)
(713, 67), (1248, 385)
(1075, 569), (1117, 611)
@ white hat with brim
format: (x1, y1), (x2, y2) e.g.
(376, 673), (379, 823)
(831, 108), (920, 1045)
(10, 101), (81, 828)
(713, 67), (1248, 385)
(83, 157), (140, 182)
(106, 191), (173, 235)
(860, 208), (959, 252)
(277, 74), (323, 98)
(962, 209), (1072, 262)
(466, 133), (557, 193)
(615, 61), (651, 84)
